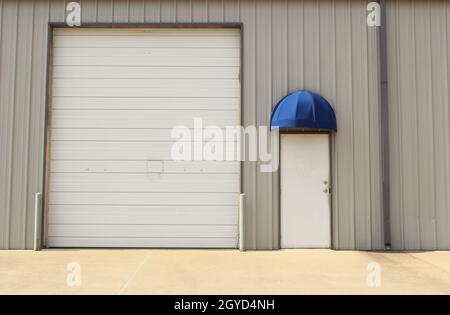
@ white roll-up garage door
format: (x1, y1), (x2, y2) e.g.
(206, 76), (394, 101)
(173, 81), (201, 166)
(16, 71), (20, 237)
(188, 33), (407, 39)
(47, 28), (240, 248)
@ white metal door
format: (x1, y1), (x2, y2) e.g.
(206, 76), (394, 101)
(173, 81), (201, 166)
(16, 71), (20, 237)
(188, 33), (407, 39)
(281, 134), (331, 248)
(47, 28), (240, 248)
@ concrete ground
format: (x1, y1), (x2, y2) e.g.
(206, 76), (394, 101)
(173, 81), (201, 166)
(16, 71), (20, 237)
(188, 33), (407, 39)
(0, 249), (449, 294)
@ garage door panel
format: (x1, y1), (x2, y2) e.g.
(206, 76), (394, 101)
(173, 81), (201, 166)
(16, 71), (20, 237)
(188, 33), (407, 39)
(50, 141), (239, 160)
(54, 56), (239, 67)
(48, 28), (240, 248)
(50, 160), (240, 173)
(51, 109), (239, 128)
(48, 224), (237, 238)
(47, 237), (237, 248)
(54, 78), (239, 89)
(49, 173), (240, 193)
(55, 28), (239, 36)
(53, 66), (239, 79)
(53, 115), (238, 129)
(52, 86), (239, 98)
(51, 128), (241, 141)
(53, 47), (239, 57)
(48, 205), (238, 225)
(48, 192), (240, 206)
(54, 35), (240, 48)
(51, 97), (240, 110)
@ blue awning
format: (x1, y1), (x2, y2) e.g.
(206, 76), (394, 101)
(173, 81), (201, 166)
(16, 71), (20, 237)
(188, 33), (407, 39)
(270, 90), (337, 132)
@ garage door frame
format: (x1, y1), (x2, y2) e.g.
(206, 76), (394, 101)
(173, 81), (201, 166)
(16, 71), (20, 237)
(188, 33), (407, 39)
(41, 23), (243, 248)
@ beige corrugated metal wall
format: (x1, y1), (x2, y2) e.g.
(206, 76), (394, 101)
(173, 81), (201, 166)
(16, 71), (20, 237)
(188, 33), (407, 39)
(0, 0), (384, 250)
(387, 0), (450, 250)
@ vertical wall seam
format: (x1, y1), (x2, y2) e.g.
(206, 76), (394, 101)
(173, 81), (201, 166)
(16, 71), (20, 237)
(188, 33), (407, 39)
(301, 0), (304, 86)
(267, 0), (272, 247)
(444, 0), (450, 248)
(411, 0), (422, 248)
(237, 0), (240, 20)
(426, 0), (437, 248)
(365, 1), (373, 248)
(331, 0), (341, 249)
(395, 0), (405, 248)
(348, 0), (356, 249)
(379, 0), (390, 247)
(0, 0), (3, 247)
(23, 0), (36, 248)
(95, 0), (99, 22)
(252, 0), (256, 249)
(0, 0), (3, 249)
(6, 0), (20, 249)
(316, 0), (320, 90)
(285, 0), (288, 92)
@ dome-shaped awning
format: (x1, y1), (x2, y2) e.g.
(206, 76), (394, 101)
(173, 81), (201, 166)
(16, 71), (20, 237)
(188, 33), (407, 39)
(270, 90), (337, 132)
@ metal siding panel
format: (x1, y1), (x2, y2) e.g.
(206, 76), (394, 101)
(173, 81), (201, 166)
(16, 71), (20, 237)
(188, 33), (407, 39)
(23, 0), (50, 249)
(97, 0), (114, 23)
(113, 0), (129, 22)
(415, 0), (436, 250)
(387, 0), (402, 249)
(254, 0), (271, 248)
(240, 0), (258, 249)
(287, 0), (300, 91)
(160, 0), (175, 22)
(303, 0), (319, 91)
(129, 0), (145, 22)
(367, 9), (384, 250)
(269, 0), (286, 248)
(430, 0), (450, 249)
(208, 0), (223, 22)
(9, 0), (34, 249)
(334, 1), (355, 249)
(318, 0), (339, 248)
(144, 0), (160, 22)
(387, 0), (450, 250)
(81, 0), (99, 22)
(224, 0), (239, 22)
(351, 0), (371, 249)
(50, 0), (66, 23)
(0, 0), (18, 249)
(192, 0), (207, 22)
(176, 0), (192, 22)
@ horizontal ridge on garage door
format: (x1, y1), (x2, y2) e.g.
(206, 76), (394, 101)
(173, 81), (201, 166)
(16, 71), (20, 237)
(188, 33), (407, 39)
(48, 192), (240, 206)
(48, 205), (238, 225)
(47, 237), (237, 248)
(51, 97), (240, 110)
(50, 129), (241, 141)
(54, 28), (239, 36)
(50, 160), (240, 173)
(53, 66), (239, 79)
(50, 109), (239, 128)
(53, 36), (239, 48)
(48, 224), (237, 237)
(50, 142), (240, 160)
(49, 173), (239, 193)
